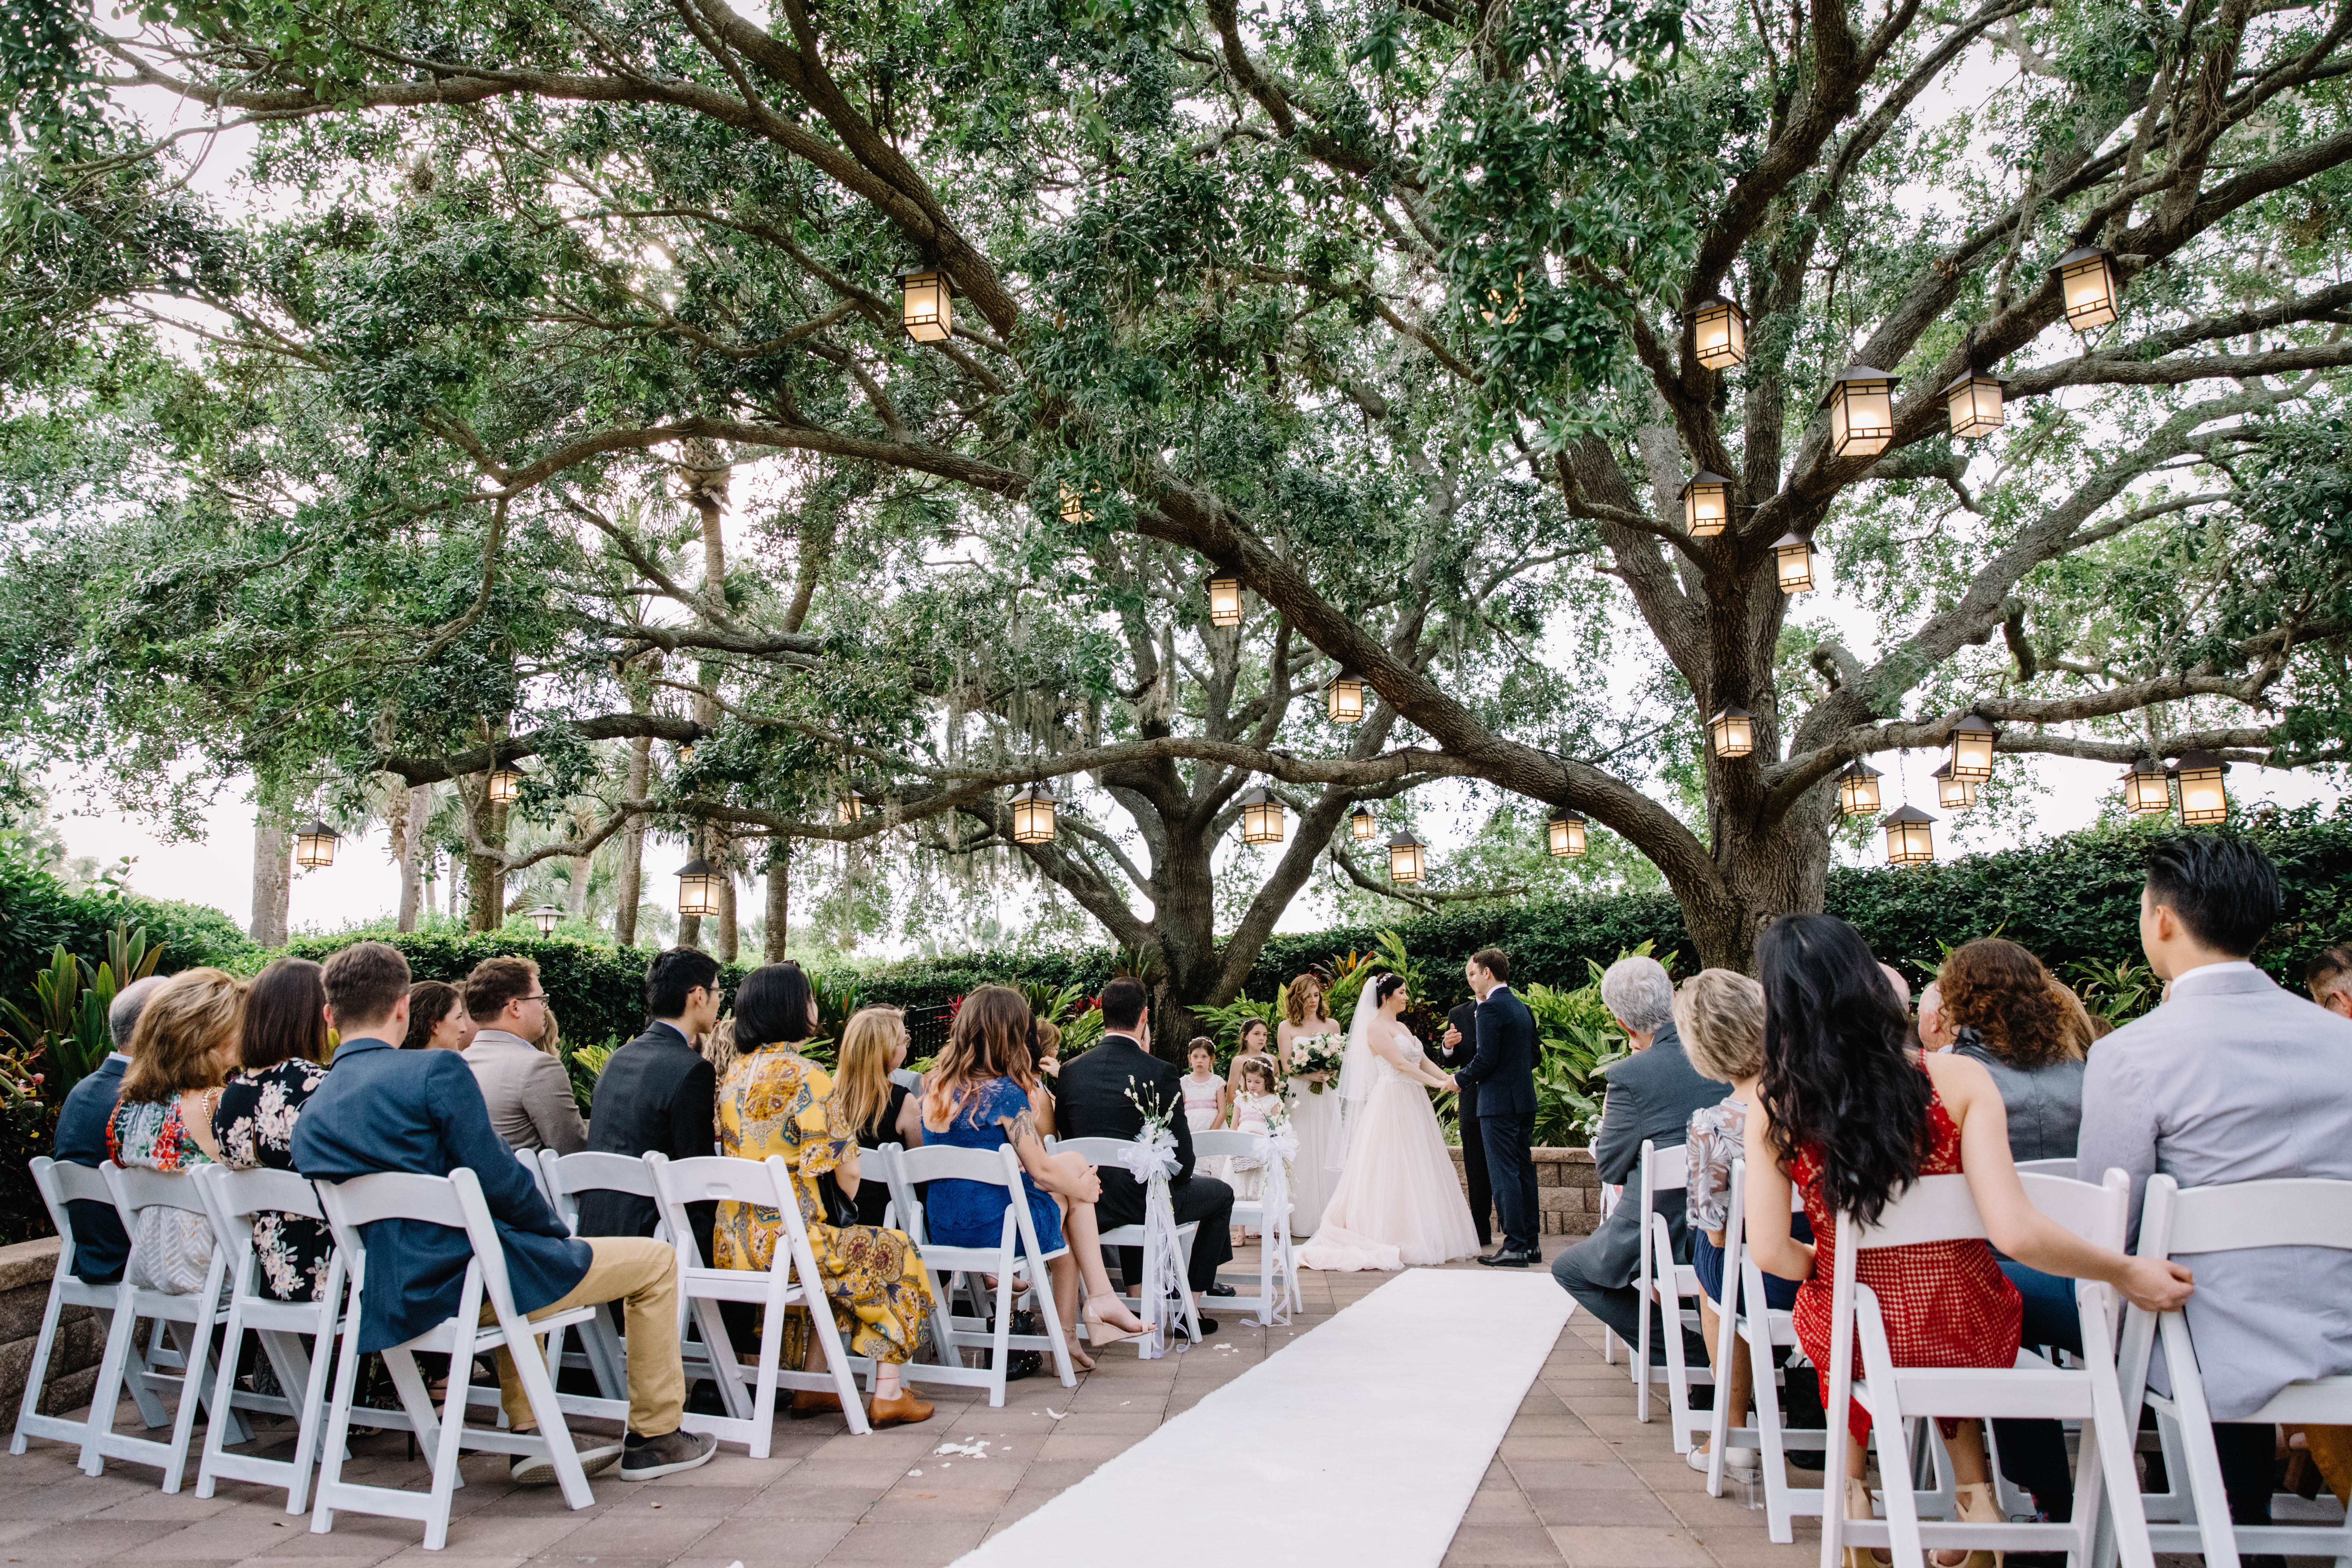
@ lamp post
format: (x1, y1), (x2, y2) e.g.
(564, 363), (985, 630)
(1386, 831), (1426, 884)
(1350, 805), (1377, 841)
(1823, 366), (1900, 457)
(1773, 533), (1818, 594)
(1835, 761), (1883, 818)
(676, 858), (723, 918)
(1205, 566), (1242, 628)
(1546, 810), (1587, 859)
(1324, 670), (1366, 725)
(294, 820), (340, 869)
(2052, 247), (2121, 332)
(1681, 472), (1730, 537)
(1932, 760), (1979, 811)
(488, 767), (523, 804)
(1010, 781), (1057, 845)
(531, 904), (562, 938)
(1239, 788), (1286, 845)
(2122, 754), (2172, 816)
(1709, 706), (1756, 759)
(1948, 712), (1999, 783)
(895, 264), (953, 342)
(1692, 298), (1747, 370)
(1944, 374), (2004, 438)
(1882, 804), (1938, 867)
(2172, 749), (2230, 825)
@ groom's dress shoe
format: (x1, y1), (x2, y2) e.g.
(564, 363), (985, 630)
(1205, 1282), (1236, 1298)
(1477, 1247), (1538, 1268)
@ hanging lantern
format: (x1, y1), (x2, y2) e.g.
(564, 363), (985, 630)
(488, 766), (524, 804)
(1835, 761), (1883, 818)
(1350, 805), (1377, 841)
(2122, 754), (2172, 817)
(1682, 471), (1730, 537)
(531, 904), (563, 939)
(1010, 780), (1056, 844)
(1932, 760), (1980, 811)
(895, 264), (953, 342)
(1774, 533), (1818, 594)
(1324, 669), (1366, 725)
(2172, 749), (2230, 825)
(1823, 366), (1900, 457)
(1692, 298), (1747, 370)
(1546, 810), (1587, 859)
(294, 820), (340, 869)
(1882, 804), (1938, 867)
(836, 789), (868, 825)
(677, 742), (695, 762)
(2052, 247), (2120, 332)
(1205, 566), (1242, 628)
(1239, 788), (1286, 845)
(1709, 706), (1756, 759)
(1948, 711), (1999, 783)
(1058, 484), (1096, 524)
(1944, 373), (2004, 438)
(675, 858), (724, 917)
(1386, 831), (1426, 884)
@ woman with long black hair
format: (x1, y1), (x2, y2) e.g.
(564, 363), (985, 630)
(1740, 914), (2190, 1568)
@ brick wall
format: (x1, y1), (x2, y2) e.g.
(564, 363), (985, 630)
(1449, 1145), (1602, 1237)
(0, 1237), (104, 1420)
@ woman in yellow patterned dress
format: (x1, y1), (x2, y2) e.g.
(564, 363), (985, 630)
(713, 963), (937, 1429)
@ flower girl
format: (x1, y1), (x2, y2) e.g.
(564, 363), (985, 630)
(1226, 1057), (1285, 1203)
(1182, 1038), (1228, 1176)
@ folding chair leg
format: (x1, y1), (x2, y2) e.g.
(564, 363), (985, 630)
(1024, 1258), (1075, 1390)
(195, 1298), (250, 1498)
(746, 1288), (787, 1456)
(1636, 1284), (1654, 1421)
(799, 1281), (870, 1436)
(279, 1325), (336, 1515)
(308, 1315), (366, 1537)
(505, 1327), (595, 1513)
(1872, 1409), (1927, 1567)
(9, 1281), (67, 1453)
(78, 1289), (144, 1475)
(2160, 1315), (2245, 1568)
(159, 1317), (215, 1492)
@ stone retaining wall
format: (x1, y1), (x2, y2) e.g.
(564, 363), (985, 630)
(1448, 1145), (1601, 1238)
(0, 1237), (103, 1420)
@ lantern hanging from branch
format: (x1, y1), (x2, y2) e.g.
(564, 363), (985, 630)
(531, 905), (563, 938)
(2121, 754), (2173, 816)
(675, 858), (723, 918)
(1932, 760), (1979, 811)
(1205, 566), (1242, 628)
(1948, 712), (1999, 783)
(1709, 706), (1756, 759)
(1944, 373), (2005, 438)
(294, 820), (340, 869)
(895, 264), (953, 342)
(1823, 366), (1900, 457)
(1681, 472), (1730, 537)
(1324, 670), (1366, 725)
(488, 766), (523, 805)
(1239, 788), (1287, 845)
(1010, 780), (1057, 845)
(1835, 761), (1884, 818)
(1882, 804), (1938, 867)
(1773, 533), (1818, 594)
(1058, 484), (1096, 524)
(1350, 805), (1377, 841)
(836, 789), (867, 825)
(2052, 247), (2121, 332)
(2172, 749), (2230, 825)
(1692, 298), (1747, 370)
(1386, 831), (1426, 884)
(1546, 810), (1588, 859)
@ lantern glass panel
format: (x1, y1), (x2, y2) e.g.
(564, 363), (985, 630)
(901, 269), (953, 342)
(1829, 377), (1895, 456)
(532, 906), (562, 937)
(2123, 765), (2172, 816)
(2059, 253), (2118, 331)
(1207, 574), (1242, 628)
(1837, 765), (1882, 818)
(1932, 764), (1977, 811)
(1011, 785), (1056, 845)
(1946, 376), (2004, 439)
(677, 862), (722, 918)
(1683, 476), (1729, 537)
(1240, 791), (1286, 845)
(837, 792), (865, 825)
(1350, 808), (1376, 841)
(1387, 835), (1425, 884)
(1709, 708), (1755, 758)
(2178, 764), (2228, 825)
(1058, 485), (1094, 524)
(1694, 300), (1746, 370)
(1882, 808), (1938, 867)
(1325, 673), (1366, 724)
(1775, 536), (1816, 594)
(1547, 815), (1587, 858)
(1950, 716), (1997, 782)
(295, 823), (338, 869)
(488, 768), (522, 804)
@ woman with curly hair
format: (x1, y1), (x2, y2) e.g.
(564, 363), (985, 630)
(1938, 938), (2087, 1164)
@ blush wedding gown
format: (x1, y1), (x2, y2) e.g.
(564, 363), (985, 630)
(1296, 1018), (1481, 1271)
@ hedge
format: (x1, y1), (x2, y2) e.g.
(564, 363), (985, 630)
(0, 833), (258, 1005)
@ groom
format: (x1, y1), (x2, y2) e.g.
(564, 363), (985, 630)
(1445, 948), (1540, 1267)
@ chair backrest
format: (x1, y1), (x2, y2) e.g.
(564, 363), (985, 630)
(1640, 1139), (1690, 1202)
(2018, 1167), (2128, 1252)
(1847, 1172), (1987, 1251)
(1192, 1130), (1265, 1161)
(28, 1157), (105, 1269)
(106, 1162), (213, 1222)
(1052, 1135), (1135, 1166)
(889, 1068), (923, 1092)
(200, 1164), (326, 1224)
(2142, 1174), (2352, 1258)
(2016, 1157), (2077, 1178)
(643, 1152), (794, 1269)
(313, 1166), (517, 1322)
(540, 1148), (659, 1200)
(893, 1143), (1018, 1188)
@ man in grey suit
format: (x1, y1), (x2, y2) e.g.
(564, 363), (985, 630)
(2080, 834), (2352, 1547)
(1549, 955), (1727, 1358)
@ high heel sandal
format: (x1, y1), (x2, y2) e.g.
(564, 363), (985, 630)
(1950, 1480), (2004, 1568)
(1081, 1293), (1147, 1348)
(1844, 1476), (1888, 1568)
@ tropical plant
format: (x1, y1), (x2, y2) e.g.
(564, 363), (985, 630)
(561, 1037), (619, 1116)
(1519, 942), (1679, 1146)
(1014, 980), (1088, 1029)
(1190, 994), (1280, 1064)
(0, 922), (164, 1098)
(2069, 958), (2161, 1027)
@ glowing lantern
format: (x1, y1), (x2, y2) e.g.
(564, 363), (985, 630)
(1882, 804), (1938, 867)
(1206, 567), (1242, 628)
(1239, 788), (1286, 845)
(1949, 712), (1998, 783)
(1386, 831), (1426, 884)
(1010, 780), (1057, 844)
(1709, 707), (1756, 759)
(531, 905), (562, 938)
(1350, 805), (1377, 841)
(1546, 810), (1587, 859)
(675, 858), (723, 918)
(1058, 485), (1096, 524)
(836, 789), (868, 825)
(1836, 761), (1883, 818)
(1774, 533), (1818, 594)
(1932, 760), (1979, 811)
(1682, 472), (1730, 537)
(1823, 366), (1899, 457)
(1692, 298), (1747, 370)
(2053, 247), (2120, 332)
(1324, 670), (1366, 725)
(294, 820), (340, 869)
(1944, 374), (2004, 438)
(896, 265), (953, 342)
(2122, 754), (2172, 817)
(2173, 749), (2230, 825)
(488, 767), (524, 804)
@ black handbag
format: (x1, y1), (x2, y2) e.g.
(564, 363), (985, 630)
(812, 1169), (862, 1228)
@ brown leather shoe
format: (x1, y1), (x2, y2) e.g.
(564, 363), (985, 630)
(866, 1389), (933, 1428)
(789, 1389), (844, 1418)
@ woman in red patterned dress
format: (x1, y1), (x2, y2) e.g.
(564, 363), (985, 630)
(1740, 915), (2191, 1568)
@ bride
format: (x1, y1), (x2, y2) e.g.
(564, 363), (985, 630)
(1296, 972), (1482, 1271)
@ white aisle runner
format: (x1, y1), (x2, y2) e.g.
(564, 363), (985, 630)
(954, 1268), (1571, 1568)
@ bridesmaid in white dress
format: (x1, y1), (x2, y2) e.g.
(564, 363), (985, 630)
(1296, 973), (1480, 1271)
(1277, 974), (1344, 1237)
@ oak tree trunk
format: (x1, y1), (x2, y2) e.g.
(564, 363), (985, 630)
(468, 800), (508, 931)
(249, 813), (291, 948)
(764, 842), (790, 963)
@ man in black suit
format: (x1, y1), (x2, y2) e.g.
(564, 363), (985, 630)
(1446, 948), (1541, 1266)
(577, 948), (723, 1262)
(52, 975), (168, 1282)
(1436, 999), (1491, 1250)
(1054, 977), (1234, 1335)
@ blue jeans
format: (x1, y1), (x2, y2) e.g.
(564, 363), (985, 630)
(1692, 1226), (1807, 1311)
(1993, 1261), (2083, 1521)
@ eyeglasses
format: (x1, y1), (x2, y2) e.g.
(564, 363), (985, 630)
(520, 993), (548, 1003)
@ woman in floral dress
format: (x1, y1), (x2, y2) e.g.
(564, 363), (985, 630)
(202, 958), (334, 1301)
(713, 963), (938, 1428)
(109, 969), (247, 1294)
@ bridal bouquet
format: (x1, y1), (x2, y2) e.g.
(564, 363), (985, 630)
(1291, 1035), (1346, 1091)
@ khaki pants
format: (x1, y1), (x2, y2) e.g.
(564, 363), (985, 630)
(492, 1237), (683, 1437)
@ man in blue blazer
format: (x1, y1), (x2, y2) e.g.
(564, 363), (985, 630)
(1448, 948), (1542, 1266)
(51, 975), (168, 1282)
(293, 942), (714, 1483)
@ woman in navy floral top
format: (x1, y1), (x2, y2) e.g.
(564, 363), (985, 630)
(204, 958), (335, 1302)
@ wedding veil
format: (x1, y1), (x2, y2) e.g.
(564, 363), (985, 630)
(1331, 974), (1385, 1172)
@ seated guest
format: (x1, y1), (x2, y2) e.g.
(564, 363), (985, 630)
(1675, 968), (1810, 1483)
(834, 1005), (923, 1226)
(401, 981), (475, 1051)
(1744, 914), (2191, 1561)
(1055, 978), (1237, 1329)
(1550, 954), (1726, 1362)
(53, 975), (166, 1282)
(2308, 943), (2352, 1020)
(1916, 981), (1956, 1051)
(292, 941), (713, 1482)
(922, 986), (1150, 1367)
(108, 969), (246, 1293)
(462, 957), (587, 1155)
(2080, 837), (2352, 1543)
(714, 971), (937, 1427)
(198, 958), (334, 1302)
(575, 948), (723, 1257)
(1941, 939), (2086, 1163)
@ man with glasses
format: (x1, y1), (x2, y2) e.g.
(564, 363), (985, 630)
(576, 948), (725, 1265)
(462, 956), (588, 1154)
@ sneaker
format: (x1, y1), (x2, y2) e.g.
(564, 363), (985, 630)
(1688, 1444), (1762, 1482)
(619, 1427), (718, 1481)
(510, 1441), (623, 1484)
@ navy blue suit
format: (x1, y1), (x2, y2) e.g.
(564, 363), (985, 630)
(53, 1054), (131, 1282)
(1456, 986), (1540, 1252)
(292, 1036), (590, 1353)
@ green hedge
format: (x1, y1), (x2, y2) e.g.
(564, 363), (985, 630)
(0, 833), (257, 1007)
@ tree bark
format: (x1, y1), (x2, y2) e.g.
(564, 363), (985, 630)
(716, 836), (739, 962)
(468, 799), (509, 931)
(249, 812), (291, 948)
(393, 784), (428, 933)
(764, 841), (790, 962)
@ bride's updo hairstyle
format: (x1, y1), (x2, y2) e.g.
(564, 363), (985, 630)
(1284, 973), (1329, 1025)
(1371, 973), (1407, 1009)
(1755, 912), (1929, 1228)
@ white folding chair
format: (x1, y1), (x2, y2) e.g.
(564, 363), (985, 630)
(878, 1142), (1076, 1405)
(1634, 1140), (1714, 1446)
(190, 1165), (348, 1512)
(1702, 1157), (1829, 1539)
(2016, 1158), (2077, 1177)
(1194, 1129), (1297, 1325)
(1818, 1168), (2157, 1568)
(310, 1167), (611, 1549)
(10, 1159), (171, 1457)
(889, 1068), (923, 1092)
(2114, 1173), (2352, 1567)
(1050, 1135), (1202, 1352)
(1598, 1181), (1623, 1363)
(645, 1151), (870, 1452)
(533, 1149), (687, 1404)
